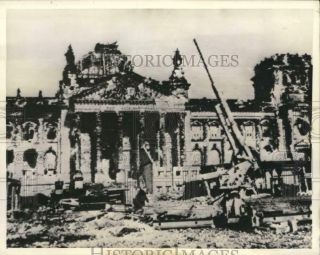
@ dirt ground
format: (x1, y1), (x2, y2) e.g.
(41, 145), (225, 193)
(7, 210), (312, 248)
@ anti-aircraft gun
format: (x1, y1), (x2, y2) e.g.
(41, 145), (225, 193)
(193, 39), (260, 195)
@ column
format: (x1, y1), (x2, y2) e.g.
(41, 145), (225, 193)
(11, 187), (15, 211)
(37, 118), (44, 143)
(164, 132), (173, 184)
(95, 112), (102, 178)
(116, 112), (124, 182)
(102, 53), (106, 75)
(57, 119), (62, 175)
(139, 111), (145, 146)
(137, 111), (145, 172)
(176, 122), (181, 167)
(184, 111), (192, 166)
(75, 116), (81, 172)
(69, 113), (81, 189)
(287, 109), (296, 156)
(122, 137), (131, 184)
(159, 112), (166, 167)
(277, 118), (287, 160)
(178, 113), (186, 167)
(60, 110), (71, 181)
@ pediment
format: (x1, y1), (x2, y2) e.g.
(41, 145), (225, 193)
(71, 72), (185, 102)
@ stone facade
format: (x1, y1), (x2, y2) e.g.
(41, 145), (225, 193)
(6, 43), (312, 197)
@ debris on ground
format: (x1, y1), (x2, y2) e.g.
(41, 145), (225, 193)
(7, 192), (312, 248)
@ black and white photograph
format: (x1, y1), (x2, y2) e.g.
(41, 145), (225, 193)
(2, 2), (319, 252)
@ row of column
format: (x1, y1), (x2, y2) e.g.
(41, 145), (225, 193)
(69, 110), (187, 186)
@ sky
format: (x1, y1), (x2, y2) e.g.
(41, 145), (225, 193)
(6, 9), (314, 99)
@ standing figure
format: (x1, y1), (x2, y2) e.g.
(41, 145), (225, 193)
(139, 141), (154, 194)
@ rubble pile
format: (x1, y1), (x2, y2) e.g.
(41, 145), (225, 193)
(7, 210), (106, 247)
(67, 218), (312, 248)
(7, 220), (94, 247)
(7, 192), (312, 248)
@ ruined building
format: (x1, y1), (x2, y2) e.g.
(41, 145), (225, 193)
(6, 43), (312, 202)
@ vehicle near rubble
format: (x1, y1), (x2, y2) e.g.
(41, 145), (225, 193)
(152, 40), (312, 231)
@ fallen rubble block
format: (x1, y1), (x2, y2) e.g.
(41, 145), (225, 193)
(90, 216), (117, 230)
(153, 218), (214, 230)
(156, 189), (184, 201)
(59, 232), (95, 242)
(33, 241), (50, 248)
(78, 211), (106, 222)
(105, 212), (126, 221)
(157, 207), (193, 220)
(269, 222), (291, 234)
(63, 210), (79, 222)
(110, 227), (140, 237)
(108, 219), (151, 237)
(110, 204), (132, 213)
(66, 222), (85, 232)
(25, 225), (47, 237)
(288, 219), (298, 232)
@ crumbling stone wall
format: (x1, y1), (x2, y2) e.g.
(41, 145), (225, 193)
(6, 118), (61, 196)
(251, 53), (312, 105)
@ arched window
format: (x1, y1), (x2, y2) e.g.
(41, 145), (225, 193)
(22, 122), (37, 141)
(6, 150), (14, 166)
(23, 149), (38, 169)
(44, 122), (58, 140)
(192, 144), (202, 166)
(207, 144), (221, 165)
(44, 147), (57, 175)
(259, 119), (271, 137)
(6, 122), (14, 139)
(47, 127), (57, 140)
(294, 118), (310, 136)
